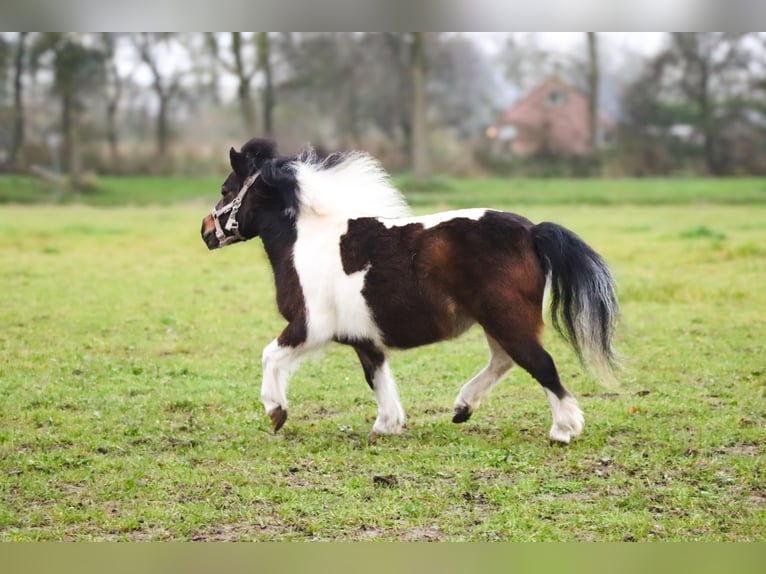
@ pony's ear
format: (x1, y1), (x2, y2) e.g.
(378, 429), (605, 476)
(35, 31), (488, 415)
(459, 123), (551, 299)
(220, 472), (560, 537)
(241, 138), (277, 169)
(229, 147), (249, 178)
(231, 138), (278, 178)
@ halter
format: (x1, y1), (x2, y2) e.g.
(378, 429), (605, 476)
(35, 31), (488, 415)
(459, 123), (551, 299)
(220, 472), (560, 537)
(210, 171), (259, 246)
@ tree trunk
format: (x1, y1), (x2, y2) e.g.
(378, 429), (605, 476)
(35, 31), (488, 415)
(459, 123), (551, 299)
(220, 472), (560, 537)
(62, 91), (82, 190)
(586, 32), (599, 155)
(231, 32), (257, 134)
(410, 32), (430, 183)
(11, 32), (27, 170)
(103, 33), (122, 173)
(135, 34), (177, 173)
(106, 98), (120, 172)
(69, 108), (82, 190)
(157, 93), (170, 170)
(698, 59), (721, 175)
(257, 32), (274, 136)
(700, 93), (721, 175)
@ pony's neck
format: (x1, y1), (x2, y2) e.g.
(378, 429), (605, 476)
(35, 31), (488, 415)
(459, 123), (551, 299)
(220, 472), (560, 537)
(257, 213), (304, 323)
(258, 214), (297, 272)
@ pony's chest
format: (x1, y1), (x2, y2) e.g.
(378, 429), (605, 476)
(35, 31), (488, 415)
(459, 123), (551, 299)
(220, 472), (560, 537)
(291, 223), (380, 341)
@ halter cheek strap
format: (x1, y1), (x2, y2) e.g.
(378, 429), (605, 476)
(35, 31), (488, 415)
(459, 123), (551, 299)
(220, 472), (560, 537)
(210, 171), (259, 246)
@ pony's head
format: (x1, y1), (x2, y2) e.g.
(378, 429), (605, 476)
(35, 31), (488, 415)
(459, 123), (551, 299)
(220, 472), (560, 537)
(201, 138), (298, 250)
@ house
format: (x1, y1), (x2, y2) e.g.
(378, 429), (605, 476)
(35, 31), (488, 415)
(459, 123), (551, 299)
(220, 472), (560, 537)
(487, 75), (613, 158)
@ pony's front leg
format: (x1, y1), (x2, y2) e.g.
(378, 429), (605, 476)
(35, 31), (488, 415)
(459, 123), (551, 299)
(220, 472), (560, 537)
(370, 362), (406, 435)
(352, 343), (405, 436)
(261, 337), (309, 432)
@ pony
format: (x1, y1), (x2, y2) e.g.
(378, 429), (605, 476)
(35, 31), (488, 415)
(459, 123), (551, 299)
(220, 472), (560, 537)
(200, 138), (619, 443)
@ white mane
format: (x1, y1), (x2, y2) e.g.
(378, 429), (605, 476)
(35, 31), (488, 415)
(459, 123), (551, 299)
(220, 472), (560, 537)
(292, 149), (411, 220)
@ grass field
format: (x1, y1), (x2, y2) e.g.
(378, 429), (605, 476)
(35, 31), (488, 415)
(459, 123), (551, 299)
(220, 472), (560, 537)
(3, 173), (766, 207)
(0, 177), (764, 541)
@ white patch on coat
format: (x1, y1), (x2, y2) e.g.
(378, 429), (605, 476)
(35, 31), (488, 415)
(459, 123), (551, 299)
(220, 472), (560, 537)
(378, 208), (489, 230)
(290, 151), (416, 347)
(292, 215), (382, 346)
(544, 389), (585, 444)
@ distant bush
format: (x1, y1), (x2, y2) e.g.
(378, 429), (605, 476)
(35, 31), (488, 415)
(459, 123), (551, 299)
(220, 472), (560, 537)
(474, 148), (602, 178)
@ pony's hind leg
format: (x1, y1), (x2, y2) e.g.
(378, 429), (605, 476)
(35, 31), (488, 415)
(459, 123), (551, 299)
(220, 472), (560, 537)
(453, 333), (514, 423)
(480, 310), (584, 444)
(506, 340), (583, 444)
(352, 341), (405, 436)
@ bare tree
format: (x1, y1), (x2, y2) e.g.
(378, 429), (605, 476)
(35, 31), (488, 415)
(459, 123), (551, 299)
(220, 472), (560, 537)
(30, 33), (105, 189)
(504, 34), (556, 93)
(133, 33), (186, 169)
(257, 33), (275, 137)
(207, 32), (259, 134)
(10, 32), (28, 170)
(667, 33), (748, 174)
(101, 33), (134, 173)
(586, 32), (599, 154)
(279, 33), (390, 149)
(410, 32), (430, 182)
(624, 33), (753, 175)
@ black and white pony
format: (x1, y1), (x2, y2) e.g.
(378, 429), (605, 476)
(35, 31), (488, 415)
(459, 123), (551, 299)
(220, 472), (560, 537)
(201, 138), (619, 443)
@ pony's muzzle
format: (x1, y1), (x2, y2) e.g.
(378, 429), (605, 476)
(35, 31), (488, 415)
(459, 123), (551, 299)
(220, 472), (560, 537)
(201, 216), (220, 250)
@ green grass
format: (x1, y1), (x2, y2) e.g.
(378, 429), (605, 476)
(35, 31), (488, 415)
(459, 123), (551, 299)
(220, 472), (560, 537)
(0, 180), (764, 540)
(0, 175), (221, 207)
(401, 176), (766, 208)
(4, 173), (766, 207)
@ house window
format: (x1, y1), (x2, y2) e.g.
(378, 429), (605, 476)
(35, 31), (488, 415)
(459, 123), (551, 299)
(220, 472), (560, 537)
(546, 90), (567, 107)
(499, 125), (516, 141)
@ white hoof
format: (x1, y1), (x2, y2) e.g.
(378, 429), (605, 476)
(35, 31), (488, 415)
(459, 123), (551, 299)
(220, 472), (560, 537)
(372, 409), (405, 435)
(546, 391), (585, 444)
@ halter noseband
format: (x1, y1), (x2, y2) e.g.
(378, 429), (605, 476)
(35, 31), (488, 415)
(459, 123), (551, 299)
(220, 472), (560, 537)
(210, 171), (259, 246)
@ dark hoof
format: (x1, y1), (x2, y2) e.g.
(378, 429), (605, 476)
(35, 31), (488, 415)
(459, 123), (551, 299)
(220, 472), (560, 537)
(452, 405), (472, 424)
(269, 407), (287, 432)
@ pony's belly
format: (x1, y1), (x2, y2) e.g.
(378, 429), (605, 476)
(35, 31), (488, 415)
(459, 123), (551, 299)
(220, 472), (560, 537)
(376, 298), (475, 350)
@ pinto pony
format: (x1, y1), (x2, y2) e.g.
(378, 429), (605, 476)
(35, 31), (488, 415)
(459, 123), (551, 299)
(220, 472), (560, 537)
(201, 138), (619, 444)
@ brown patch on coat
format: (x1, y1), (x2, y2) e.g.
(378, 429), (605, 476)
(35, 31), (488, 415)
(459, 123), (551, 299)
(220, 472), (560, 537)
(340, 211), (545, 351)
(340, 218), (474, 348)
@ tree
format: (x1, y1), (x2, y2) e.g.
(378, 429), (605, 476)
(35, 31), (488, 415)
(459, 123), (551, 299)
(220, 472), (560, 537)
(671, 33), (749, 174)
(30, 33), (105, 188)
(410, 32), (430, 182)
(504, 34), (557, 94)
(133, 33), (186, 169)
(207, 32), (259, 134)
(10, 32), (28, 170)
(279, 33), (378, 148)
(586, 32), (599, 154)
(428, 34), (505, 142)
(626, 33), (750, 175)
(101, 33), (133, 173)
(257, 32), (275, 136)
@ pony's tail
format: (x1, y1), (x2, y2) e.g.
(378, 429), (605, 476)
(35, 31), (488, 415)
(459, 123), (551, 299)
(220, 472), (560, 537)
(531, 222), (620, 382)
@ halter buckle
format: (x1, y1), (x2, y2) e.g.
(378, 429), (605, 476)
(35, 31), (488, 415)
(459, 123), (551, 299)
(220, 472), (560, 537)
(210, 171), (259, 244)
